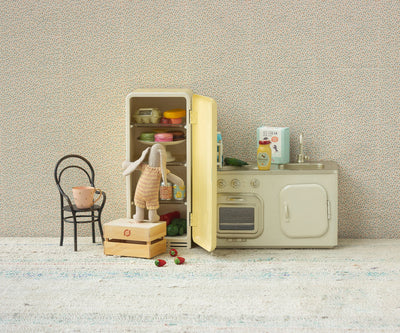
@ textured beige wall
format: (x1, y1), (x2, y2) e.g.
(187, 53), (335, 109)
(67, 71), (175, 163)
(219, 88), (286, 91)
(1, 1), (399, 238)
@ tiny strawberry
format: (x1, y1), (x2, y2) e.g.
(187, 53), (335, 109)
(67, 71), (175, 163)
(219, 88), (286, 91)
(154, 259), (166, 267)
(169, 248), (178, 257)
(174, 256), (185, 265)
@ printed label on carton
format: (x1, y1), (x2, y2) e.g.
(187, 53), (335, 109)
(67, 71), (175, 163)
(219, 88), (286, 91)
(258, 128), (282, 157)
(257, 127), (290, 164)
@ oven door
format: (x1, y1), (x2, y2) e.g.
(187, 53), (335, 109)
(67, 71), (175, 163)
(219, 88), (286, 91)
(217, 193), (263, 239)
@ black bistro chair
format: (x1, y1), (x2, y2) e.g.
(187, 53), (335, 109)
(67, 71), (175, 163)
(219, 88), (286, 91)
(54, 154), (106, 251)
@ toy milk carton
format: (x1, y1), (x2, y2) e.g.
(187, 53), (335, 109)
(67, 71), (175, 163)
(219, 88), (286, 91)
(257, 127), (290, 164)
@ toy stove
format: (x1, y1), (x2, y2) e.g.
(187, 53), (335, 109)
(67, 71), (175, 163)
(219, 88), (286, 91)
(216, 163), (338, 248)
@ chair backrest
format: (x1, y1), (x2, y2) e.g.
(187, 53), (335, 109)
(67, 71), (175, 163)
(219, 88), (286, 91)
(54, 154), (96, 203)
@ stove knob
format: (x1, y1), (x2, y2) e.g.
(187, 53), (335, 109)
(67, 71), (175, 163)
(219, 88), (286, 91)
(231, 179), (240, 189)
(250, 179), (260, 188)
(217, 179), (226, 189)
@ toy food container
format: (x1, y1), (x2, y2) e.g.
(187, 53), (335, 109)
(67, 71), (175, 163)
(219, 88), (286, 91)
(133, 108), (161, 124)
(173, 184), (185, 200)
(139, 132), (155, 142)
(155, 133), (173, 142)
(163, 109), (186, 124)
(168, 131), (185, 141)
(256, 126), (290, 164)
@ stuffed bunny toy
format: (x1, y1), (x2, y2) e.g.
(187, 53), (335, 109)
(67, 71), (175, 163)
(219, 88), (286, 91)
(122, 143), (184, 222)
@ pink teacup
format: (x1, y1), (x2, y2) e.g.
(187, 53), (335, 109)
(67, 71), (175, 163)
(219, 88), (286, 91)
(72, 186), (102, 209)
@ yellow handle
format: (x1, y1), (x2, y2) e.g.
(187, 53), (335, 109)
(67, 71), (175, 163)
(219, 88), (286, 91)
(93, 189), (103, 205)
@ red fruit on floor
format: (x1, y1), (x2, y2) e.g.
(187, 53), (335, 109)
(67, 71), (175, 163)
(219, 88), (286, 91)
(174, 257), (185, 265)
(169, 248), (178, 257)
(154, 259), (166, 267)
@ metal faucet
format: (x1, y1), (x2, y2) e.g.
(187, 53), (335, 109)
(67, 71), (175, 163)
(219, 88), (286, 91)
(297, 133), (309, 163)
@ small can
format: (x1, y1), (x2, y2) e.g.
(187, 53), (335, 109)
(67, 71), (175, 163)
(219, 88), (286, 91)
(173, 184), (185, 200)
(160, 182), (172, 200)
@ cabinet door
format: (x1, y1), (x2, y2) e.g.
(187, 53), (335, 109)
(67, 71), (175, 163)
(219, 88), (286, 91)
(191, 94), (217, 251)
(280, 184), (329, 238)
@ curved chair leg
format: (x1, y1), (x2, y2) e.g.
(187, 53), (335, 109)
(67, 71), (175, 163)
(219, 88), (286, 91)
(91, 214), (96, 244)
(60, 208), (64, 246)
(73, 215), (78, 252)
(60, 218), (64, 246)
(98, 216), (104, 243)
(60, 198), (65, 246)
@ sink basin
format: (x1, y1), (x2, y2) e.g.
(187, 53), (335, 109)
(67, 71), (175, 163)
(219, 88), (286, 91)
(279, 162), (325, 170)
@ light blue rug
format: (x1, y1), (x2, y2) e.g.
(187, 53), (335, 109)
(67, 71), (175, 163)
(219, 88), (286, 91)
(0, 238), (399, 332)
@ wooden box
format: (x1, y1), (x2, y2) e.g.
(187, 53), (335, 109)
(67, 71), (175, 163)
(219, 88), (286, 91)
(103, 218), (166, 258)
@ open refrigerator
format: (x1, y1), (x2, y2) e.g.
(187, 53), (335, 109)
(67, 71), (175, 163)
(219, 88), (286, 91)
(125, 89), (218, 252)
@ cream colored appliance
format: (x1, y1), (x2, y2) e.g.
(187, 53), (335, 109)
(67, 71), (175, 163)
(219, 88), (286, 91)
(216, 162), (338, 248)
(126, 89), (217, 252)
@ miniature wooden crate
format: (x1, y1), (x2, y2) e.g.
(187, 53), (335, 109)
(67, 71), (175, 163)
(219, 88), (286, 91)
(103, 218), (166, 258)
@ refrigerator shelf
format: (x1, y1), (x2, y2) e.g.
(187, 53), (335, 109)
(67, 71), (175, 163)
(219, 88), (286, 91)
(131, 123), (186, 129)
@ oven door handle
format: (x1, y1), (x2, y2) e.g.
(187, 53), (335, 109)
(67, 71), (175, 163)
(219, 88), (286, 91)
(227, 196), (245, 202)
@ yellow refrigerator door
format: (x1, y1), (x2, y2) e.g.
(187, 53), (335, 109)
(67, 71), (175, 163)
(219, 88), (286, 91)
(191, 94), (217, 252)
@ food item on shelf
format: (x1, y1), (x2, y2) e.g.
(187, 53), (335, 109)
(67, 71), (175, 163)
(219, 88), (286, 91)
(173, 184), (185, 200)
(257, 126), (290, 164)
(170, 118), (182, 124)
(169, 248), (178, 257)
(167, 224), (179, 236)
(163, 109), (186, 124)
(160, 211), (180, 226)
(160, 118), (171, 124)
(224, 157), (249, 166)
(257, 140), (272, 171)
(155, 259), (167, 267)
(160, 182), (172, 200)
(139, 132), (155, 142)
(133, 108), (161, 124)
(171, 218), (187, 235)
(174, 257), (185, 265)
(164, 109), (186, 119)
(168, 131), (185, 141)
(154, 133), (173, 142)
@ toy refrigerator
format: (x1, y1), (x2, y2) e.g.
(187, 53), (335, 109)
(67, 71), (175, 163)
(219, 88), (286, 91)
(126, 89), (218, 251)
